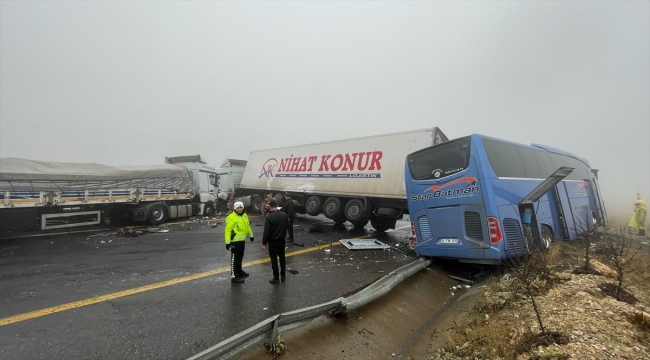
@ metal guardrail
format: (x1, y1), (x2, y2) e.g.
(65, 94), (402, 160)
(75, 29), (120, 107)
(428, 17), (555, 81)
(187, 257), (431, 360)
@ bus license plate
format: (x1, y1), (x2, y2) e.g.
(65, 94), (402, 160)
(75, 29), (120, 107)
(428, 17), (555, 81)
(439, 238), (459, 244)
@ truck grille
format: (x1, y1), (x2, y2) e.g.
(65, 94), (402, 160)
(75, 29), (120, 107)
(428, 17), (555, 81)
(503, 218), (527, 256)
(417, 215), (432, 240)
(464, 211), (483, 240)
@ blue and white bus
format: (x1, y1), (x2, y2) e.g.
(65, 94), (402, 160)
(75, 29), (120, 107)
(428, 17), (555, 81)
(405, 134), (607, 265)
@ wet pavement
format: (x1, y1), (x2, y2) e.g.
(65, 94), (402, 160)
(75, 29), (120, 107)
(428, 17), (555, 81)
(0, 214), (422, 359)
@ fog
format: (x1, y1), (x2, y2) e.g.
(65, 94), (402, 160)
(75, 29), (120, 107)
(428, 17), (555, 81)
(1, 1), (648, 216)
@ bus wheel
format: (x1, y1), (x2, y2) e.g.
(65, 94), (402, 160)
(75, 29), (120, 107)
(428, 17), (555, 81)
(344, 199), (364, 223)
(204, 201), (215, 217)
(322, 197), (342, 219)
(148, 205), (167, 225)
(251, 196), (263, 213)
(541, 226), (553, 250)
(304, 196), (321, 216)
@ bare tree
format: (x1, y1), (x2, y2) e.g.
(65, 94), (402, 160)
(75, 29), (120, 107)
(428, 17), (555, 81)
(600, 230), (642, 301)
(574, 215), (601, 272)
(506, 250), (551, 335)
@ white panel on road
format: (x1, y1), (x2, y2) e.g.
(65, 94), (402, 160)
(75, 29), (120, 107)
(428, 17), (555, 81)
(339, 239), (391, 250)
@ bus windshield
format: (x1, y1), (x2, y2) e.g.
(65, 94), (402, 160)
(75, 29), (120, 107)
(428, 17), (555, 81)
(407, 137), (471, 181)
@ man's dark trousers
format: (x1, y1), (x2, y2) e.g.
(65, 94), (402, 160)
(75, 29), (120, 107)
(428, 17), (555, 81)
(230, 241), (245, 278)
(268, 241), (286, 280)
(286, 217), (294, 240)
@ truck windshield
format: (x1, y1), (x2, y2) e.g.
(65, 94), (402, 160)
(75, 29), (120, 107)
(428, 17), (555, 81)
(407, 137), (471, 181)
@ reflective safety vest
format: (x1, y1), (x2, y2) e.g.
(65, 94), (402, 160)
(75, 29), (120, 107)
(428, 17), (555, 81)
(224, 212), (253, 244)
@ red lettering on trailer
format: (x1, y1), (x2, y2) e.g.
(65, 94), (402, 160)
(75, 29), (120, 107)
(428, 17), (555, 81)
(307, 156), (318, 171)
(272, 151), (382, 173)
(357, 152), (371, 170)
(318, 155), (331, 171)
(342, 153), (358, 171)
(290, 157), (301, 172)
(330, 154), (344, 171)
(368, 151), (382, 170)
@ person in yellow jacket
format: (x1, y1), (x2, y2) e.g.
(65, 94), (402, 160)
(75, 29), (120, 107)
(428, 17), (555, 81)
(225, 201), (254, 283)
(628, 193), (647, 237)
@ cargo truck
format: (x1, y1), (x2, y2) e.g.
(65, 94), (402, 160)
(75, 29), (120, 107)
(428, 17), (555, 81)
(234, 128), (448, 232)
(0, 155), (220, 233)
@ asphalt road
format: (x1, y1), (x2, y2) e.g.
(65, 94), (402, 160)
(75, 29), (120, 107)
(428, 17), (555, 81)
(0, 214), (418, 359)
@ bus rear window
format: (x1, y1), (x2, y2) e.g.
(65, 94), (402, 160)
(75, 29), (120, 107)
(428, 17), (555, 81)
(407, 137), (471, 180)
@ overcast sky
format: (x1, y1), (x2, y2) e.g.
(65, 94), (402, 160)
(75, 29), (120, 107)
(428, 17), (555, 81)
(1, 1), (648, 216)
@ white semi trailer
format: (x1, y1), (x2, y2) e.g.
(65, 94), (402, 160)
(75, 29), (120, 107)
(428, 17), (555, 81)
(235, 128), (448, 231)
(0, 155), (220, 232)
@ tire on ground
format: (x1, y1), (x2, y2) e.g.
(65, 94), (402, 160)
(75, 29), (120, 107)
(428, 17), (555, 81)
(251, 196), (263, 213)
(147, 204), (168, 225)
(322, 197), (342, 219)
(344, 199), (364, 223)
(204, 201), (215, 217)
(304, 196), (322, 216)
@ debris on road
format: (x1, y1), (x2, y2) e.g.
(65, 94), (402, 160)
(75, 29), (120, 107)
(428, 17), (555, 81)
(339, 239), (391, 250)
(448, 275), (474, 284)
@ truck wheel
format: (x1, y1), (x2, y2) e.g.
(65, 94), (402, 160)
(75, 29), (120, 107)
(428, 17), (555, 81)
(274, 193), (283, 204)
(322, 197), (342, 219)
(251, 196), (263, 213)
(344, 199), (364, 223)
(204, 201), (215, 217)
(304, 196), (321, 216)
(370, 214), (391, 232)
(147, 205), (167, 225)
(541, 225), (553, 250)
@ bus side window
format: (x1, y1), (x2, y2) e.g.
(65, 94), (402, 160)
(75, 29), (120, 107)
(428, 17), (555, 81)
(517, 147), (542, 179)
(483, 139), (525, 178)
(535, 151), (556, 177)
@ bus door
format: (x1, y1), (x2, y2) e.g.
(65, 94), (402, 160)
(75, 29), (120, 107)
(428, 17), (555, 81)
(519, 167), (573, 245)
(587, 170), (607, 226)
(555, 181), (579, 240)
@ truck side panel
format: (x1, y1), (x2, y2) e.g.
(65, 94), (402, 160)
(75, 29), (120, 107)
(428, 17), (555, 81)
(239, 129), (438, 198)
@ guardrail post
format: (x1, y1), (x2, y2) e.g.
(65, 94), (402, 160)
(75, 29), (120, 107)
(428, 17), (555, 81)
(3, 192), (10, 206)
(268, 318), (280, 353)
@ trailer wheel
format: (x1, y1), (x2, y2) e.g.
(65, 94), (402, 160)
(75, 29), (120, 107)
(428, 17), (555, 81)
(148, 205), (167, 225)
(344, 199), (364, 223)
(304, 196), (321, 216)
(204, 201), (215, 217)
(541, 225), (553, 250)
(322, 197), (342, 219)
(251, 196), (264, 213)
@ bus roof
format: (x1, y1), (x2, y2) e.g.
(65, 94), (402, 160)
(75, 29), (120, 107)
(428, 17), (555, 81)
(470, 134), (591, 167)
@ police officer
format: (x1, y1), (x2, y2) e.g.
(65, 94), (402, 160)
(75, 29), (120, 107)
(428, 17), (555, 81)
(281, 192), (296, 242)
(224, 201), (254, 283)
(261, 200), (289, 284)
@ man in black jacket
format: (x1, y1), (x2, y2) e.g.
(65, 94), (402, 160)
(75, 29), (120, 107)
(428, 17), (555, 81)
(261, 200), (289, 284)
(281, 192), (296, 242)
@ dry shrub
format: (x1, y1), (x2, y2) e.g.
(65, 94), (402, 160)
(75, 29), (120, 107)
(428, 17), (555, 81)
(441, 314), (517, 359)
